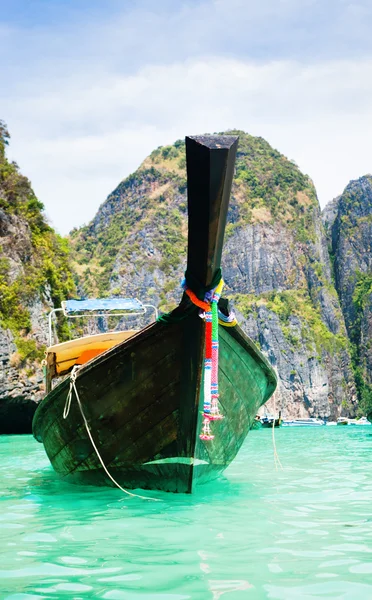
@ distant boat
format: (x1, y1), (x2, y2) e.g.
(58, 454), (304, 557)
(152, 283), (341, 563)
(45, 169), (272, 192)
(347, 417), (371, 426)
(32, 135), (277, 494)
(337, 417), (348, 426)
(261, 412), (282, 428)
(282, 417), (325, 427)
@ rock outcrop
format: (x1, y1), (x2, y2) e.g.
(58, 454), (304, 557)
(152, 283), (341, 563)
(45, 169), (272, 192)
(71, 131), (357, 419)
(0, 120), (74, 433)
(323, 176), (372, 413)
(4, 123), (366, 424)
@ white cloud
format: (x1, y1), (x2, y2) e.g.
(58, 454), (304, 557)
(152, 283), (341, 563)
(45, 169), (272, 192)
(3, 55), (372, 233)
(2, 0), (372, 232)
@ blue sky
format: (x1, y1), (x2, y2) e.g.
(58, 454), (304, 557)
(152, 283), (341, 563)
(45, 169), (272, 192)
(1, 0), (372, 233)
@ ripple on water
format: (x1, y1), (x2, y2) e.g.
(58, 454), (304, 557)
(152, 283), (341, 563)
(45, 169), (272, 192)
(1, 429), (372, 598)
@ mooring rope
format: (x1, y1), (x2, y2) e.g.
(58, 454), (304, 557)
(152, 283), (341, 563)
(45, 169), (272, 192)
(63, 365), (158, 501)
(271, 395), (283, 471)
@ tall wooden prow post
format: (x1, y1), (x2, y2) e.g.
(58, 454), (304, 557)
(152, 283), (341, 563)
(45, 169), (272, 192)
(178, 135), (239, 492)
(185, 135), (239, 289)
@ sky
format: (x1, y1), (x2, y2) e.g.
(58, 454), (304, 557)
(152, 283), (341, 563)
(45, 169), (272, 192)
(1, 0), (372, 234)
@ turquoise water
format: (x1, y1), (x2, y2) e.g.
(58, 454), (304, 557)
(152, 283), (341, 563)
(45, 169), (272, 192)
(1, 428), (372, 600)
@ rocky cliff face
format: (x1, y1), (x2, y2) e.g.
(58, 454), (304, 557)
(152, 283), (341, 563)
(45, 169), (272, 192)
(323, 176), (372, 413)
(0, 120), (74, 432)
(72, 131), (357, 419)
(223, 223), (356, 420)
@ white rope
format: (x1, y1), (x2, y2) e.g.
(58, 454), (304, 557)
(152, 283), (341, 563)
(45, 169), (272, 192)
(271, 395), (283, 471)
(63, 365), (159, 501)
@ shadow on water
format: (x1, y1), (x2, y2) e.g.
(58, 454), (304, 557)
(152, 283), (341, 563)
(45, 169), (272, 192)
(22, 461), (253, 512)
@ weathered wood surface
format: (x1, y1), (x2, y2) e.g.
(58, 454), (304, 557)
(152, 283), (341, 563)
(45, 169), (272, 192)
(32, 134), (277, 493)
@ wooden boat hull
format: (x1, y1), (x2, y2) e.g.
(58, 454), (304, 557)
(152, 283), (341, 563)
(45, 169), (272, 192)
(261, 418), (281, 428)
(33, 312), (276, 493)
(250, 419), (263, 430)
(33, 134), (277, 493)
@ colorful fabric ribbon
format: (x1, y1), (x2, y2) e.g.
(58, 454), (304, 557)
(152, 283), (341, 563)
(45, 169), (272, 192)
(183, 277), (225, 441)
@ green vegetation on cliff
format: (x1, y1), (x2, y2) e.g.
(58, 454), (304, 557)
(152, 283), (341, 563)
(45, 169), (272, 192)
(70, 149), (188, 298)
(352, 272), (372, 415)
(63, 129), (358, 415)
(227, 130), (318, 241)
(71, 131), (319, 299)
(235, 289), (347, 355)
(325, 176), (372, 416)
(0, 120), (75, 363)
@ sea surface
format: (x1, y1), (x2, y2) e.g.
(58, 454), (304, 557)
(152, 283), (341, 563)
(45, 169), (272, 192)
(1, 427), (372, 600)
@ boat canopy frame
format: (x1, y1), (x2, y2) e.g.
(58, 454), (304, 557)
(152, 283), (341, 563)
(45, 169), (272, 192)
(48, 298), (158, 347)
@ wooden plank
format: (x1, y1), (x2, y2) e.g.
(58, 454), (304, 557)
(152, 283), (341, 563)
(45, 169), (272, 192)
(45, 352), (56, 395)
(34, 321), (178, 442)
(43, 338), (182, 463)
(52, 373), (181, 474)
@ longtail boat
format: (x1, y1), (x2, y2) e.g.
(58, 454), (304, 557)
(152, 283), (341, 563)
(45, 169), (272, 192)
(33, 135), (277, 493)
(260, 411), (282, 428)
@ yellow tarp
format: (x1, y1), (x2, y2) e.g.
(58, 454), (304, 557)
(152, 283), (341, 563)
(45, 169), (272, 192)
(47, 330), (138, 376)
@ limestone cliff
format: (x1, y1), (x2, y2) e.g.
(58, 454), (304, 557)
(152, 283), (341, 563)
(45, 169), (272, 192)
(0, 121), (74, 432)
(71, 131), (356, 419)
(323, 176), (372, 414)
